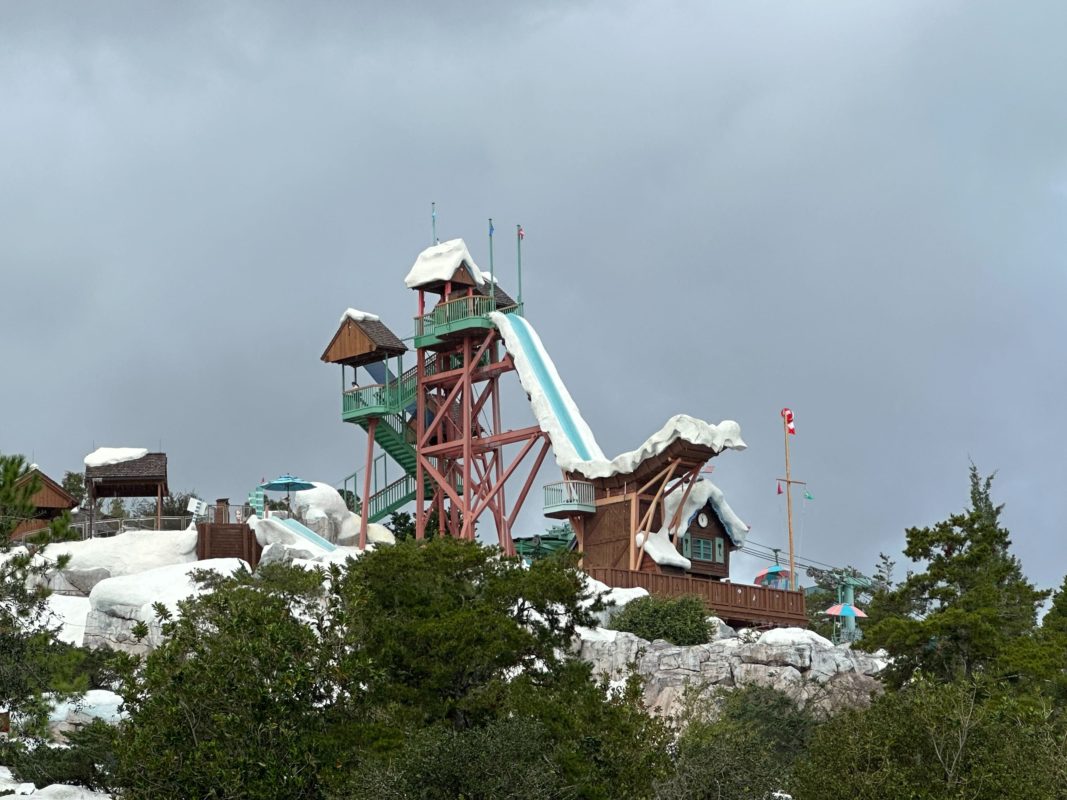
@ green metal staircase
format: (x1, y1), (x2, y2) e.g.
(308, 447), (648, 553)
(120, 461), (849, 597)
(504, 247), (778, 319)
(340, 359), (432, 523)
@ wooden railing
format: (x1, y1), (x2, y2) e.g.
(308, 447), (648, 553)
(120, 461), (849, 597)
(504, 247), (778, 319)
(586, 568), (807, 626)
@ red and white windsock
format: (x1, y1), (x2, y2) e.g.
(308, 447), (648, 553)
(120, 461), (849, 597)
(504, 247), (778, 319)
(781, 408), (796, 435)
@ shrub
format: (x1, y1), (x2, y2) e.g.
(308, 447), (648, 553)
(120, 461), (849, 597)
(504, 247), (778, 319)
(611, 595), (712, 646)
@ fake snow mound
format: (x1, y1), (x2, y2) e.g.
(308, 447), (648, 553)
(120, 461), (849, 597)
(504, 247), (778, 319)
(43, 529), (199, 594)
(45, 594), (91, 646)
(636, 531), (691, 570)
(758, 627), (834, 649)
(84, 558), (247, 653)
(340, 308), (380, 323)
(490, 312), (745, 478)
(405, 238), (485, 289)
(49, 689), (124, 727)
(294, 482), (351, 522)
(581, 574), (648, 628)
(83, 447), (147, 468)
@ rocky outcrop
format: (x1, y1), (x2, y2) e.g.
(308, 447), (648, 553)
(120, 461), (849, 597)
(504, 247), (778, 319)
(43, 529), (199, 596)
(84, 558), (247, 655)
(577, 626), (885, 719)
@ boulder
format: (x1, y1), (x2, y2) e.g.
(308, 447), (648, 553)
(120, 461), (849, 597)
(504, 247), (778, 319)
(84, 558), (247, 654)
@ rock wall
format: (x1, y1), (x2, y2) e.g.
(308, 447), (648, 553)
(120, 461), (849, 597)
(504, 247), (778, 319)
(577, 626), (885, 718)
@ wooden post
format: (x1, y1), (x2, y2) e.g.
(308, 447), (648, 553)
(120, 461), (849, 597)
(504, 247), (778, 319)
(783, 416), (795, 591)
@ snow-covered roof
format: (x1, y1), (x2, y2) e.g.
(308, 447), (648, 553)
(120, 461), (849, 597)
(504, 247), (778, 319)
(636, 530), (692, 570)
(339, 308), (380, 324)
(681, 480), (751, 547)
(84, 447), (147, 468)
(404, 238), (485, 289)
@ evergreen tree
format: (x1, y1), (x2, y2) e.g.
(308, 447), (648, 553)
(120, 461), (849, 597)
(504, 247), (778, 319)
(864, 465), (1048, 684)
(0, 453), (75, 724)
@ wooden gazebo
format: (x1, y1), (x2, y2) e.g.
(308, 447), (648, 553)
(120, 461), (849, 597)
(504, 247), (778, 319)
(320, 310), (408, 372)
(11, 467), (77, 541)
(86, 452), (169, 536)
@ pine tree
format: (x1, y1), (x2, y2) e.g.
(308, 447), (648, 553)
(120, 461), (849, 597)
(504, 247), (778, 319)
(864, 465), (1048, 684)
(0, 453), (75, 723)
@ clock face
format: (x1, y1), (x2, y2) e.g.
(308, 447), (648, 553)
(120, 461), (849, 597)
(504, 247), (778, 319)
(697, 512), (709, 528)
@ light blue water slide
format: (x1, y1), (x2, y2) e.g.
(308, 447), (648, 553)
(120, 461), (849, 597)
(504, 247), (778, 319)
(502, 315), (599, 461)
(276, 517), (338, 552)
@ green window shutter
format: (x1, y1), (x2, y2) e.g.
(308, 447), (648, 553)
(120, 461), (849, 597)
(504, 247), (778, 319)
(715, 538), (725, 563)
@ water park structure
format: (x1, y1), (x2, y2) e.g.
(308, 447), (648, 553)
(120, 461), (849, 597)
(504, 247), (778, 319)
(322, 234), (807, 628)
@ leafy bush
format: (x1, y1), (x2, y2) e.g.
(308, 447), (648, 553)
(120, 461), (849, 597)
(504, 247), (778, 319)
(611, 595), (713, 646)
(2, 720), (118, 792)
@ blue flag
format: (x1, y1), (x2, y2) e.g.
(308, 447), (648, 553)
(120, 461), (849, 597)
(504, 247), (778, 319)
(489, 220), (495, 236)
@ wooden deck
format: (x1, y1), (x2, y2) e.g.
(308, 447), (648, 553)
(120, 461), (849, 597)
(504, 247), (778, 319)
(586, 567), (807, 629)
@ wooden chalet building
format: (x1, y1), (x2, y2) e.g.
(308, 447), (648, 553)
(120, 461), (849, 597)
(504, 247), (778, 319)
(10, 467), (77, 541)
(548, 451), (807, 628)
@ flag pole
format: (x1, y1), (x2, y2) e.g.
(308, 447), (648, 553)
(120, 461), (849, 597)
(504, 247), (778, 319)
(784, 414), (795, 590)
(488, 218), (495, 292)
(431, 202), (437, 244)
(516, 224), (523, 306)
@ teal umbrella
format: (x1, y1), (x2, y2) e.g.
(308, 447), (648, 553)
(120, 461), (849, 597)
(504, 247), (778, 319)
(260, 474), (316, 507)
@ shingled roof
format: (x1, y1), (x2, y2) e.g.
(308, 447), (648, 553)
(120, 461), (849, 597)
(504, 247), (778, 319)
(321, 316), (408, 368)
(86, 453), (169, 498)
(476, 281), (519, 309)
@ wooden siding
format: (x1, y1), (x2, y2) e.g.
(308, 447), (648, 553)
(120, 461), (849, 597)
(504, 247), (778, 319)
(586, 567), (807, 628)
(321, 319), (379, 365)
(196, 523), (262, 568)
(685, 511), (731, 579)
(582, 501), (632, 569)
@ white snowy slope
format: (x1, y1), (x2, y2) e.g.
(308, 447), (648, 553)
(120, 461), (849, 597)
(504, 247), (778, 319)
(340, 308), (380, 323)
(404, 238), (485, 289)
(45, 593), (91, 646)
(490, 312), (745, 479)
(48, 689), (124, 727)
(83, 447), (147, 468)
(758, 627), (834, 649)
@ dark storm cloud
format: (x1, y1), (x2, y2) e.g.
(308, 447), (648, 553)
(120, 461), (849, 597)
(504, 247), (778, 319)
(2, 1), (1064, 589)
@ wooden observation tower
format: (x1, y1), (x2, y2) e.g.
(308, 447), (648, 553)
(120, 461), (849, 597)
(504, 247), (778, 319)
(322, 239), (548, 553)
(408, 241), (549, 551)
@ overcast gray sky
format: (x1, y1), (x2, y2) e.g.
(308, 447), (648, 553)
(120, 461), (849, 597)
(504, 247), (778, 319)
(2, 1), (1064, 590)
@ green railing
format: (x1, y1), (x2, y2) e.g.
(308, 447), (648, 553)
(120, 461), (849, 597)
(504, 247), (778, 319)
(368, 474), (417, 519)
(343, 375), (419, 417)
(415, 295), (494, 338)
(543, 480), (596, 514)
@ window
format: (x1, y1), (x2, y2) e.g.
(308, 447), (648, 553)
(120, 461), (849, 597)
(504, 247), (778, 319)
(691, 538), (715, 561)
(715, 537), (725, 563)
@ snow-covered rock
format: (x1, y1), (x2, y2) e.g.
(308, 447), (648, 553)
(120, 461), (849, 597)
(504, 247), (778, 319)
(44, 594), (91, 647)
(43, 529), (199, 596)
(577, 625), (883, 720)
(581, 575), (648, 627)
(48, 690), (124, 740)
(84, 558), (247, 654)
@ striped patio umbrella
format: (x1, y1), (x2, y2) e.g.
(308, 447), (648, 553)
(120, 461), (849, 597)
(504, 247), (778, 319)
(754, 565), (791, 588)
(823, 602), (868, 618)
